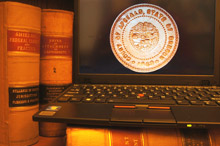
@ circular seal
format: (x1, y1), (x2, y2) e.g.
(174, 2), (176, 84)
(110, 3), (179, 73)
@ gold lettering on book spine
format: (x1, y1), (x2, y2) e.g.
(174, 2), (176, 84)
(39, 9), (73, 137)
(40, 9), (73, 86)
(0, 1), (41, 145)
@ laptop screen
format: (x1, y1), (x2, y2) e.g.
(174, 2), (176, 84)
(74, 0), (220, 85)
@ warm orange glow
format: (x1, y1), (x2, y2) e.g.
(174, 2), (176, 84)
(114, 105), (136, 109)
(148, 106), (170, 110)
(66, 127), (108, 146)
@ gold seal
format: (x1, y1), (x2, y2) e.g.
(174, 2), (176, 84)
(110, 3), (179, 73)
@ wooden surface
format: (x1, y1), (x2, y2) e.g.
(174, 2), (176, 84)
(33, 136), (66, 146)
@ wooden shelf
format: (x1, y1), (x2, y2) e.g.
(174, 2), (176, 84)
(33, 136), (66, 146)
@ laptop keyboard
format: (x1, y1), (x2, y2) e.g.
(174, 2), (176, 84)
(56, 84), (220, 106)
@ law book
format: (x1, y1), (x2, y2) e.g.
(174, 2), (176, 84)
(0, 1), (41, 146)
(39, 9), (74, 137)
(67, 126), (220, 146)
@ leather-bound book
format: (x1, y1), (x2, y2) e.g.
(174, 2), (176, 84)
(67, 126), (220, 146)
(39, 9), (74, 137)
(0, 1), (41, 145)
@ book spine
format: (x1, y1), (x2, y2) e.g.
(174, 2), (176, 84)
(67, 127), (219, 146)
(0, 2), (41, 146)
(0, 2), (9, 145)
(40, 9), (74, 137)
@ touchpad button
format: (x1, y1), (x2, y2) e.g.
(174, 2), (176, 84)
(142, 109), (176, 124)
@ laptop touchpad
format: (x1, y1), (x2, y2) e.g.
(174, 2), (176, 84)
(111, 107), (176, 124)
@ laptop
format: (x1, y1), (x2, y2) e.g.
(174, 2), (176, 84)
(33, 0), (220, 128)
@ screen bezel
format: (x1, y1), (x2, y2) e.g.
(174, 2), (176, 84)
(73, 0), (220, 86)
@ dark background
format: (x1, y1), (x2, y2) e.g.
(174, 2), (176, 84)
(78, 0), (215, 75)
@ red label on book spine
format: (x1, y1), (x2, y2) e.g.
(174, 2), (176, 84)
(41, 36), (72, 57)
(7, 30), (40, 53)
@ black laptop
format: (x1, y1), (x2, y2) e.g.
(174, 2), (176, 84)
(33, 0), (220, 128)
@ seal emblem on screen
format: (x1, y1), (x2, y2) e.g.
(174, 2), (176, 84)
(110, 3), (179, 73)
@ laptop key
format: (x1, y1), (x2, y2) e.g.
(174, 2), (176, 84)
(94, 98), (106, 103)
(197, 97), (209, 101)
(173, 96), (185, 100)
(69, 96), (82, 102)
(185, 96), (198, 100)
(216, 101), (220, 105)
(204, 101), (217, 106)
(210, 98), (220, 101)
(190, 100), (204, 105)
(82, 97), (94, 103)
(57, 96), (70, 102)
(176, 100), (190, 105)
(149, 96), (160, 100)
